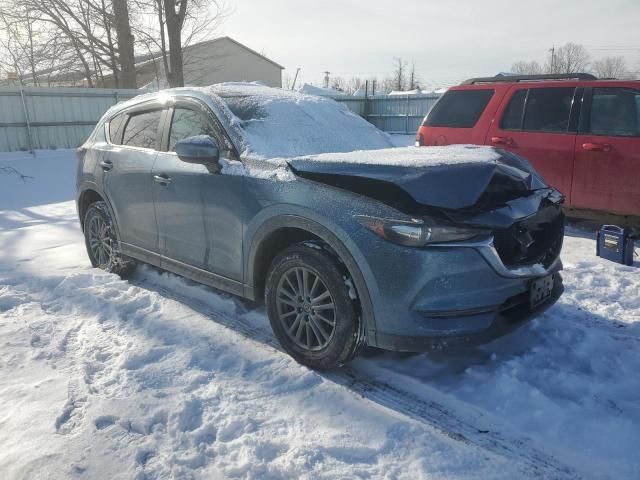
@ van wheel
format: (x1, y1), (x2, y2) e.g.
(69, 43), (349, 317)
(265, 244), (361, 369)
(83, 201), (136, 277)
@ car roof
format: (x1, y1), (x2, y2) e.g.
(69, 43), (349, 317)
(452, 74), (640, 90)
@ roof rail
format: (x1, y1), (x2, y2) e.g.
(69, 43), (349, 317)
(461, 73), (597, 85)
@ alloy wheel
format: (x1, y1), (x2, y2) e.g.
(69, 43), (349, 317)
(275, 266), (337, 351)
(88, 214), (114, 267)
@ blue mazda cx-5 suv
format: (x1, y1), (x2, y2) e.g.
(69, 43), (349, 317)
(76, 83), (564, 369)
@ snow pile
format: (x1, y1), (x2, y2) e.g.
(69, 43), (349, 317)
(388, 89), (424, 96)
(298, 83), (346, 97)
(293, 145), (503, 168)
(1, 150), (640, 479)
(207, 83), (393, 159)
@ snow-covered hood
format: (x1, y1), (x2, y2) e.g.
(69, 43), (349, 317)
(288, 145), (550, 210)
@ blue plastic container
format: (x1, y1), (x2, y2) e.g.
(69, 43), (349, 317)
(596, 225), (635, 266)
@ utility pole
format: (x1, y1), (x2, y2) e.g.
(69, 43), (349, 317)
(549, 46), (556, 73)
(291, 68), (300, 90)
(323, 71), (330, 89)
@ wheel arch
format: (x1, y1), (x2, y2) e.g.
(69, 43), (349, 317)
(246, 214), (377, 343)
(77, 188), (104, 231)
(76, 187), (122, 243)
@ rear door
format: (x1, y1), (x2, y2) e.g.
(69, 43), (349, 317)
(485, 86), (580, 200)
(103, 107), (163, 254)
(572, 86), (640, 216)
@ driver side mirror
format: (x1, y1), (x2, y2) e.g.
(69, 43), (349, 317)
(175, 136), (221, 171)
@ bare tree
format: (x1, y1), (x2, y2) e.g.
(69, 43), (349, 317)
(593, 56), (627, 79)
(330, 76), (346, 92)
(547, 43), (591, 74)
(391, 57), (408, 91)
(130, 0), (227, 88)
(511, 60), (543, 75)
(408, 61), (420, 90)
(112, 0), (136, 87)
(1, 0), (130, 87)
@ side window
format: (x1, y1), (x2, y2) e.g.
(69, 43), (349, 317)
(168, 107), (218, 151)
(424, 89), (494, 128)
(108, 113), (126, 144)
(588, 88), (639, 137)
(500, 89), (527, 130)
(122, 110), (162, 149)
(522, 88), (574, 133)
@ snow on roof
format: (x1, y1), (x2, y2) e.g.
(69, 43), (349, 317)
(206, 82), (392, 158)
(293, 145), (503, 167)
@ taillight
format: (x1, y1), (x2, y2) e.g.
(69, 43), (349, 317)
(415, 133), (424, 147)
(76, 147), (86, 161)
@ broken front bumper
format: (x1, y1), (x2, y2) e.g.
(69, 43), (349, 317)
(374, 272), (563, 352)
(352, 225), (564, 352)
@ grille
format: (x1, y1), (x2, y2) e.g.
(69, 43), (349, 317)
(493, 208), (564, 268)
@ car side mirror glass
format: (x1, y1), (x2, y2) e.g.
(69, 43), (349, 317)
(174, 136), (221, 170)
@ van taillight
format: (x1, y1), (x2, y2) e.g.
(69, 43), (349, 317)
(415, 134), (424, 147)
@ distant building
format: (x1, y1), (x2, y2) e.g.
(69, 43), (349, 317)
(117, 37), (284, 89)
(13, 36), (284, 89)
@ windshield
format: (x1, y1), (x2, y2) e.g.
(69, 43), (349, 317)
(209, 83), (393, 159)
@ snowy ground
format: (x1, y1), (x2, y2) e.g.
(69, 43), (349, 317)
(1, 148), (639, 480)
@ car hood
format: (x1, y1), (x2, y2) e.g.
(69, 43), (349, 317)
(287, 146), (549, 210)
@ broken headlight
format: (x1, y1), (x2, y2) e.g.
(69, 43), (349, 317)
(355, 215), (488, 247)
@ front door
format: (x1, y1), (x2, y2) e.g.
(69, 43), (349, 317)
(152, 103), (245, 281)
(486, 86), (579, 201)
(103, 108), (163, 253)
(572, 86), (640, 216)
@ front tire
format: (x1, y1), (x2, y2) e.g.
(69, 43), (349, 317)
(83, 201), (136, 277)
(265, 244), (362, 369)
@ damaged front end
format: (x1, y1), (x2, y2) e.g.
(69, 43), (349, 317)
(288, 148), (565, 273)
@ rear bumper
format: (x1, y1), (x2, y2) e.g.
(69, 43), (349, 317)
(374, 273), (563, 352)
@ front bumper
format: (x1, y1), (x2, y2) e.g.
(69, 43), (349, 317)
(350, 225), (564, 352)
(374, 272), (563, 352)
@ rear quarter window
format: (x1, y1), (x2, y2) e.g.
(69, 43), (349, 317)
(424, 89), (494, 128)
(108, 113), (126, 144)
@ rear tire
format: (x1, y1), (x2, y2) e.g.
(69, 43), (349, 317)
(265, 243), (362, 369)
(83, 201), (136, 278)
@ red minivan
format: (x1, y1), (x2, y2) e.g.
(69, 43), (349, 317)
(416, 74), (640, 226)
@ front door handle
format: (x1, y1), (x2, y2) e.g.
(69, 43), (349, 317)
(491, 136), (514, 146)
(153, 174), (172, 185)
(582, 142), (612, 152)
(99, 159), (113, 171)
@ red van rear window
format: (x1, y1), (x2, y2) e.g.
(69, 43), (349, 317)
(424, 89), (494, 128)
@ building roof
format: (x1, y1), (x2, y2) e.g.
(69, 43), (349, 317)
(133, 36), (284, 71)
(18, 36), (284, 85)
(195, 37), (285, 70)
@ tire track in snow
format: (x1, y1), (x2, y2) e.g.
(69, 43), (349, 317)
(134, 276), (580, 480)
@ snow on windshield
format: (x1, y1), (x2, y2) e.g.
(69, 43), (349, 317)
(208, 83), (393, 159)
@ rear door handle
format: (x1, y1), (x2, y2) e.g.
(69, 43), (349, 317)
(99, 159), (113, 171)
(153, 174), (172, 185)
(491, 136), (514, 146)
(582, 142), (612, 152)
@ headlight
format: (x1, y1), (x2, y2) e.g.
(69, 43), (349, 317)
(355, 215), (488, 247)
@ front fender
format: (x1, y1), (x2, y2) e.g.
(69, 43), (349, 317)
(244, 204), (379, 341)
